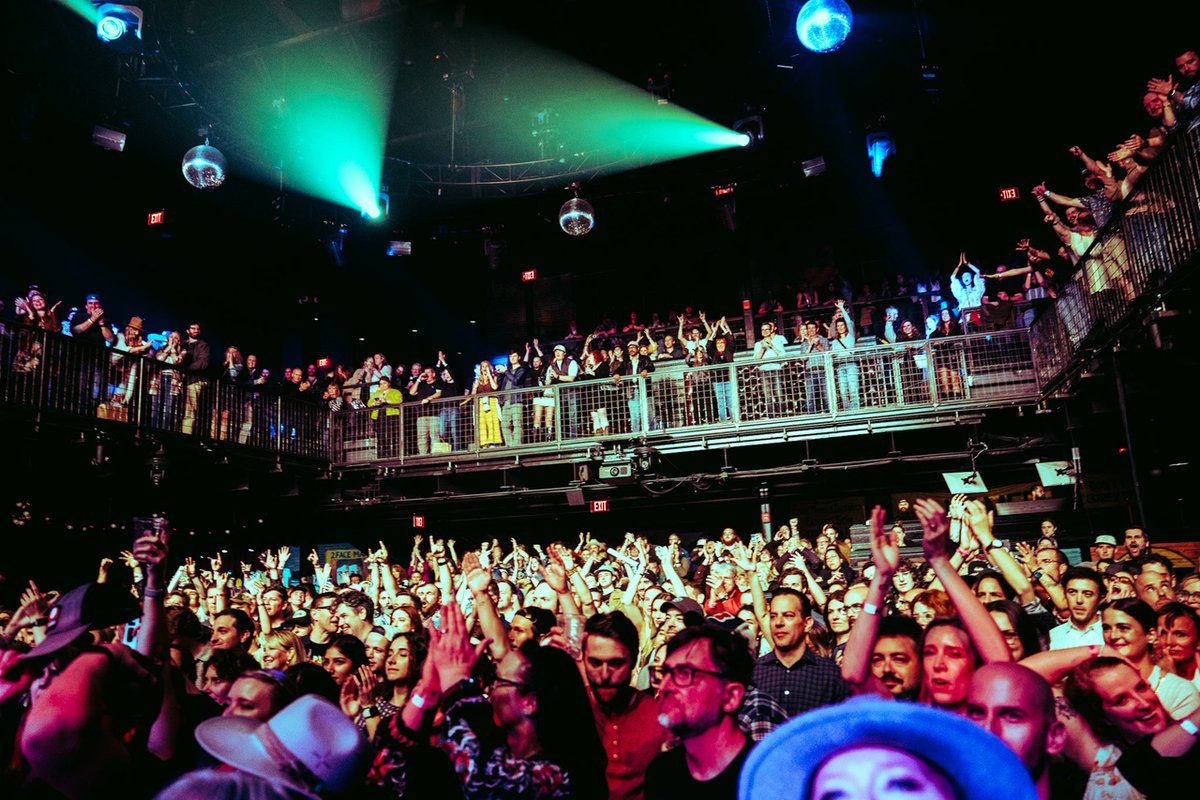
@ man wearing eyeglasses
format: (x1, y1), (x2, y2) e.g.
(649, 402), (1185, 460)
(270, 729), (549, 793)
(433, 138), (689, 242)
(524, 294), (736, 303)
(304, 592), (340, 661)
(644, 624), (754, 800)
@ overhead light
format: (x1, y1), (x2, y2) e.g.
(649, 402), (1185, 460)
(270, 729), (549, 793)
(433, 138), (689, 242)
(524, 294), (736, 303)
(95, 4), (143, 51)
(866, 131), (895, 178)
(92, 124), (127, 152)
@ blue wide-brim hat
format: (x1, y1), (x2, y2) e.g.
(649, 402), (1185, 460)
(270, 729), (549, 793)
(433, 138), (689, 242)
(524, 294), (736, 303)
(739, 697), (1036, 800)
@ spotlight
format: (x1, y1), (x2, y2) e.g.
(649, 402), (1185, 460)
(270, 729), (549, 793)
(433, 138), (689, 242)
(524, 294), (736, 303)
(95, 4), (143, 51)
(732, 113), (765, 146)
(559, 192), (595, 237)
(182, 142), (228, 189)
(796, 0), (853, 54)
(866, 131), (895, 178)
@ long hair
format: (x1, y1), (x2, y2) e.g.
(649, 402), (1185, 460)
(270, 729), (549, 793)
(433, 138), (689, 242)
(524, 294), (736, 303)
(986, 599), (1045, 657)
(518, 641), (607, 800)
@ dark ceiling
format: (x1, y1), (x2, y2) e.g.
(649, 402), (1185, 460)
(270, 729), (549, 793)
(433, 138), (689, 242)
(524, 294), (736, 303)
(4, 2), (1184, 363)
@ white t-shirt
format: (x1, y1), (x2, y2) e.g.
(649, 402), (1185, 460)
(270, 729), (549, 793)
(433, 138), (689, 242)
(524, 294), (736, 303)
(1149, 664), (1200, 719)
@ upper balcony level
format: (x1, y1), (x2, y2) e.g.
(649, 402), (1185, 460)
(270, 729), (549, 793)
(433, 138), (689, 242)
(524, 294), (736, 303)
(1, 129), (1196, 509)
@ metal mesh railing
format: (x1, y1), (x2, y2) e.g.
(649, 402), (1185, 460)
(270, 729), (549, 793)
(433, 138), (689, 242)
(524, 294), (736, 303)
(0, 325), (329, 460)
(1031, 127), (1200, 389)
(326, 329), (1040, 465)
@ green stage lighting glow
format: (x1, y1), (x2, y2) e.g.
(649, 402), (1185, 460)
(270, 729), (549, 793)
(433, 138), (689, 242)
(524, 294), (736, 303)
(207, 37), (396, 214)
(55, 0), (101, 25)
(431, 30), (752, 174)
(339, 161), (381, 218)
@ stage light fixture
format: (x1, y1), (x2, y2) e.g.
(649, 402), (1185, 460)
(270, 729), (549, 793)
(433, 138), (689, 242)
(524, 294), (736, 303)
(866, 131), (895, 178)
(95, 4), (143, 50)
(181, 142), (228, 189)
(796, 0), (853, 54)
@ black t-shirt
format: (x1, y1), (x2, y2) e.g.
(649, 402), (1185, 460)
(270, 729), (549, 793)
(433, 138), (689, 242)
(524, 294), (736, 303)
(406, 378), (444, 415)
(644, 738), (751, 800)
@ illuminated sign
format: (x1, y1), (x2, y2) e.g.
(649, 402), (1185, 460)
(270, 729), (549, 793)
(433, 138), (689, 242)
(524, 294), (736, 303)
(412, 515), (425, 528)
(521, 269), (538, 282)
(589, 499), (610, 513)
(147, 210), (165, 225)
(998, 186), (1020, 202)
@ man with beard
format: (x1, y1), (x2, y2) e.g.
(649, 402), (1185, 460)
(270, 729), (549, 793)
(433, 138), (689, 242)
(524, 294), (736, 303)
(870, 616), (924, 699)
(843, 506), (923, 698)
(965, 663), (1067, 800)
(583, 612), (668, 800)
(644, 624), (753, 800)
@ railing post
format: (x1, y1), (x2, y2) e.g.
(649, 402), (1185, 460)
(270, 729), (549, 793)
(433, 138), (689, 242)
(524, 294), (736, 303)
(825, 353), (839, 416)
(729, 365), (741, 424)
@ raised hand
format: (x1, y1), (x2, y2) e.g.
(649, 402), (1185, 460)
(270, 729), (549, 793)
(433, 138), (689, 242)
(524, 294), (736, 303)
(964, 499), (993, 541)
(543, 561), (569, 593)
(729, 543), (755, 573)
(914, 498), (951, 562)
(377, 541), (389, 563)
(428, 601), (490, 687)
(262, 550), (278, 571)
(868, 505), (900, 576)
(308, 549), (319, 567)
(240, 560), (253, 576)
(210, 553), (223, 574)
(1068, 145), (1083, 157)
(277, 546), (291, 566)
(120, 550), (138, 569)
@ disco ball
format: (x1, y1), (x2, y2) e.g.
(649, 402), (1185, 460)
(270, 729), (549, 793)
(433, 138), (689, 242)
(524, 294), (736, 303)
(796, 0), (853, 54)
(181, 144), (228, 189)
(558, 197), (595, 236)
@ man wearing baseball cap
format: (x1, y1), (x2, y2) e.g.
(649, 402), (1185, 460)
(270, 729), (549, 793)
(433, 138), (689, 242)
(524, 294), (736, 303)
(1093, 534), (1117, 563)
(546, 343), (580, 438)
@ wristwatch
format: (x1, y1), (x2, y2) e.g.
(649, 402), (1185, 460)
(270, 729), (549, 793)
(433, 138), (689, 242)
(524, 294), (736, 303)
(985, 540), (1004, 553)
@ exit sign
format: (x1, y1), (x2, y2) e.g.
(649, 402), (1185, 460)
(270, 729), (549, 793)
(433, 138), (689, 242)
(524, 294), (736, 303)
(998, 186), (1020, 202)
(412, 515), (425, 528)
(147, 210), (165, 225)
(521, 269), (538, 282)
(589, 499), (610, 513)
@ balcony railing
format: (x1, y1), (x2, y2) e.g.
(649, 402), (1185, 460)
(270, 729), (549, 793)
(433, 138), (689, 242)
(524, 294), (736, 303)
(0, 320), (1040, 468)
(328, 329), (1040, 467)
(0, 324), (329, 460)
(1031, 126), (1200, 389)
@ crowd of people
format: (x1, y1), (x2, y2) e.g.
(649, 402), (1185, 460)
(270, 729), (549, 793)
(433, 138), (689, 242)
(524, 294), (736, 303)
(1, 42), (1198, 800)
(2, 495), (1200, 799)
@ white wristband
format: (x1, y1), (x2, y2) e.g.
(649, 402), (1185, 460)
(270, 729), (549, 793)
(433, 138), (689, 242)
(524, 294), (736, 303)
(409, 692), (428, 709)
(862, 602), (879, 616)
(1181, 719), (1199, 737)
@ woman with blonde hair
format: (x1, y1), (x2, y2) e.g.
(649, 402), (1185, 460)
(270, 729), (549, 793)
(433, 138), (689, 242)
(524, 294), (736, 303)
(257, 629), (307, 671)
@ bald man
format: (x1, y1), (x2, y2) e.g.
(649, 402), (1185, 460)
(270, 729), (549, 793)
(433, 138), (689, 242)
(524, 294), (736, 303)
(965, 663), (1066, 800)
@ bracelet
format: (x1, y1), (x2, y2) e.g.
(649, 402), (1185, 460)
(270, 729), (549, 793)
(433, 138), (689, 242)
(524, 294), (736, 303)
(360, 706), (377, 719)
(1088, 644), (1100, 659)
(409, 692), (428, 709)
(1181, 719), (1199, 737)
(862, 602), (879, 616)
(956, 547), (971, 558)
(143, 586), (165, 598)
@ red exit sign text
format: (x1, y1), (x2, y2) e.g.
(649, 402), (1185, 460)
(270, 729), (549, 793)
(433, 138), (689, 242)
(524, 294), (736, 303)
(589, 499), (610, 513)
(998, 186), (1020, 202)
(412, 515), (425, 528)
(521, 269), (538, 282)
(147, 210), (165, 225)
